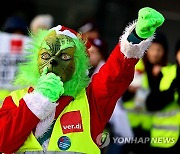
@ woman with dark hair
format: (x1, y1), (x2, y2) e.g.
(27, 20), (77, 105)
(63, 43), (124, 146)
(122, 32), (170, 154)
(144, 38), (180, 154)
(143, 32), (168, 67)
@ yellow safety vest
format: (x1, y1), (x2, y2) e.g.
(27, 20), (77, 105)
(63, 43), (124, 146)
(123, 59), (152, 130)
(150, 64), (180, 148)
(10, 88), (100, 154)
(0, 89), (10, 107)
(124, 62), (180, 148)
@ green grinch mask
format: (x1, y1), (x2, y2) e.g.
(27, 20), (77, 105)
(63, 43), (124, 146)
(38, 31), (76, 82)
(14, 28), (90, 97)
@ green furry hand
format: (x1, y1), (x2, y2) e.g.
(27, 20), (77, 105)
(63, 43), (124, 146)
(34, 67), (64, 102)
(135, 7), (165, 39)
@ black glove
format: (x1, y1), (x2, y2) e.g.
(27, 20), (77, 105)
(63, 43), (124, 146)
(170, 66), (180, 91)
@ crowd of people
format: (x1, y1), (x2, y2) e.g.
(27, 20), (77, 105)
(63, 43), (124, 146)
(0, 7), (180, 154)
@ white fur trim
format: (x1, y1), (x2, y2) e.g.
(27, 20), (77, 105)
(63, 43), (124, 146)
(120, 20), (154, 59)
(23, 92), (57, 120)
(50, 25), (77, 38)
(42, 139), (50, 152)
(35, 110), (55, 138)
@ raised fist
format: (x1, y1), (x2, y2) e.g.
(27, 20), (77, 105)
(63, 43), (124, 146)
(135, 7), (165, 39)
(34, 67), (64, 102)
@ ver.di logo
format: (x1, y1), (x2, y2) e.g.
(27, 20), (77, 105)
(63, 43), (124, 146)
(96, 132), (110, 149)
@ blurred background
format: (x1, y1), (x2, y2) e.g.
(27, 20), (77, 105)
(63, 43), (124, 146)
(0, 1), (180, 153)
(0, 0), (180, 62)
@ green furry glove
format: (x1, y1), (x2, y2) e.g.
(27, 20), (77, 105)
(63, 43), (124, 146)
(135, 7), (165, 39)
(34, 67), (64, 102)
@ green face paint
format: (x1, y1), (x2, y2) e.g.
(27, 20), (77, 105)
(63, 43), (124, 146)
(38, 31), (76, 82)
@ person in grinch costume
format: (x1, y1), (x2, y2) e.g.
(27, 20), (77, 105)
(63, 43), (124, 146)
(0, 7), (164, 153)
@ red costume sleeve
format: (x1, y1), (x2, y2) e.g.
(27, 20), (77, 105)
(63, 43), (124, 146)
(0, 96), (40, 152)
(86, 43), (139, 143)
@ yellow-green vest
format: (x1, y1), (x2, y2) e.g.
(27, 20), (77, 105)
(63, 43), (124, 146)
(123, 59), (152, 130)
(123, 62), (180, 148)
(150, 64), (180, 148)
(0, 89), (10, 107)
(10, 88), (100, 154)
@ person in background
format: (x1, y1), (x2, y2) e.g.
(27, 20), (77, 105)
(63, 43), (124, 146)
(29, 14), (54, 35)
(88, 37), (109, 154)
(2, 15), (28, 35)
(0, 15), (29, 104)
(144, 38), (180, 154)
(175, 39), (180, 66)
(78, 20), (109, 77)
(78, 19), (100, 40)
(88, 38), (108, 78)
(122, 32), (169, 154)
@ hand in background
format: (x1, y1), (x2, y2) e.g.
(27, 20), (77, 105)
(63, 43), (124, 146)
(152, 65), (162, 77)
